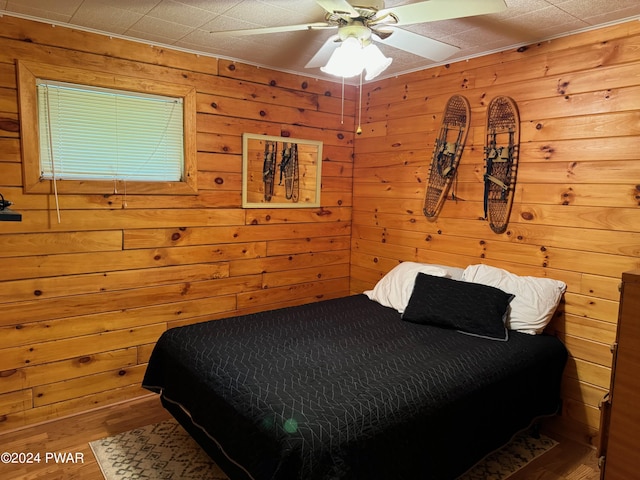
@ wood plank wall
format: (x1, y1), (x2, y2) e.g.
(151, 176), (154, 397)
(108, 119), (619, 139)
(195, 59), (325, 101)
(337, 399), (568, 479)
(351, 20), (640, 446)
(0, 15), (356, 432)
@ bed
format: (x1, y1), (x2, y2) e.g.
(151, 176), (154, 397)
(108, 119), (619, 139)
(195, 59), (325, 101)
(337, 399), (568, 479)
(143, 263), (568, 480)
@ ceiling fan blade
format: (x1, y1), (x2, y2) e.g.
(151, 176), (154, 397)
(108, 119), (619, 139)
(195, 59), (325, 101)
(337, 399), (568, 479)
(376, 28), (459, 62)
(315, 0), (360, 17)
(210, 22), (333, 36)
(305, 34), (341, 68)
(378, 0), (507, 26)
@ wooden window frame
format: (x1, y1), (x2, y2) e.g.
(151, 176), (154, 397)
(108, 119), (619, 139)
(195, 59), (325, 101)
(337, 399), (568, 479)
(17, 60), (198, 195)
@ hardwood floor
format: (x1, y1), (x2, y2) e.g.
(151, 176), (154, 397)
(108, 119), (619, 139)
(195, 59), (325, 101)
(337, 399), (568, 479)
(508, 433), (601, 480)
(0, 395), (171, 480)
(0, 395), (601, 479)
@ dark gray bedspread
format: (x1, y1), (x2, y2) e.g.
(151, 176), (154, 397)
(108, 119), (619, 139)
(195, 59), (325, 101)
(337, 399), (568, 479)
(143, 294), (567, 480)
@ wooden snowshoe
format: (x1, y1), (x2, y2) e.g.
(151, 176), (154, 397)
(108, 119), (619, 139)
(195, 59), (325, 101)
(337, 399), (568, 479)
(423, 95), (470, 219)
(279, 142), (299, 202)
(263, 140), (277, 202)
(483, 96), (520, 234)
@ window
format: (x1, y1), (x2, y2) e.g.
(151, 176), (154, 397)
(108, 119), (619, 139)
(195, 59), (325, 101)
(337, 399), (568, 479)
(18, 61), (197, 195)
(38, 81), (184, 182)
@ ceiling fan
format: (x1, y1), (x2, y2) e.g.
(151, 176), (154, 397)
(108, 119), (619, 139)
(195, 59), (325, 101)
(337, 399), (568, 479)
(211, 0), (507, 79)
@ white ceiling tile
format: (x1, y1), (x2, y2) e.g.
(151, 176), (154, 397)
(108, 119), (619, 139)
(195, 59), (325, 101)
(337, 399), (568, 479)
(146, 0), (218, 27)
(70, 1), (143, 33)
(125, 29), (181, 47)
(498, 0), (551, 17)
(176, 29), (258, 58)
(200, 13), (263, 32)
(581, 9), (640, 26)
(4, 5), (71, 23)
(6, 0), (82, 16)
(525, 18), (591, 40)
(256, 0), (328, 24)
(5, 0), (81, 23)
(127, 15), (192, 41)
(90, 1), (162, 16)
(173, 0), (246, 16)
(496, 5), (588, 36)
(217, 1), (284, 27)
(548, 0), (640, 8)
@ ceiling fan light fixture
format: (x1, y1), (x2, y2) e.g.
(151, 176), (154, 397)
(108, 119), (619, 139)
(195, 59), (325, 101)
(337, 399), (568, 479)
(320, 36), (392, 80)
(362, 43), (392, 80)
(320, 36), (364, 78)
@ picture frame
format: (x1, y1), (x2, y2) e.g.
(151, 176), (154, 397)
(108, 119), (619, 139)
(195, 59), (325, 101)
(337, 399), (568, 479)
(242, 133), (322, 208)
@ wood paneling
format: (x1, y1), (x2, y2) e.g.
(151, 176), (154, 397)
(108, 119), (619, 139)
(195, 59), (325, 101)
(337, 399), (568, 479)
(0, 15), (354, 432)
(350, 20), (640, 447)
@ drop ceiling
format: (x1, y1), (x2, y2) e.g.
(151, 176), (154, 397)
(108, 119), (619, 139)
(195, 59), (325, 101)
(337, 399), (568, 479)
(1, 0), (639, 83)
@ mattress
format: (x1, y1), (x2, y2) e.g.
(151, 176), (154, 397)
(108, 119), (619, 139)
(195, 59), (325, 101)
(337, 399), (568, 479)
(143, 294), (567, 480)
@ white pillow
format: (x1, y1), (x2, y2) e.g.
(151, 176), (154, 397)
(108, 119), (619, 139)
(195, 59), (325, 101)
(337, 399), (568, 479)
(432, 264), (465, 281)
(364, 262), (448, 313)
(462, 264), (566, 335)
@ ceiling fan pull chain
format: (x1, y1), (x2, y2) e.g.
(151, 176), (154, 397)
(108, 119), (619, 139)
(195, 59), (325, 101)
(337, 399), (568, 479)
(356, 71), (363, 135)
(341, 76), (345, 125)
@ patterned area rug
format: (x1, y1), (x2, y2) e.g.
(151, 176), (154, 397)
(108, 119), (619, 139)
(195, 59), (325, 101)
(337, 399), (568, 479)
(460, 430), (557, 479)
(90, 419), (557, 480)
(90, 420), (228, 480)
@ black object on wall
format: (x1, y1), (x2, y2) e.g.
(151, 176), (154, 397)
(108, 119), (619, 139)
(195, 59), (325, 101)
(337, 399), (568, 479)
(0, 192), (22, 221)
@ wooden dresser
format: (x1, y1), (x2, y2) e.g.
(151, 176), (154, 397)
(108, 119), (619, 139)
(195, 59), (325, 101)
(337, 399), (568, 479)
(599, 270), (640, 479)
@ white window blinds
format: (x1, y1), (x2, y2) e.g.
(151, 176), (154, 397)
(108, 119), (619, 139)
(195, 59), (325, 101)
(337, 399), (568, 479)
(37, 80), (184, 182)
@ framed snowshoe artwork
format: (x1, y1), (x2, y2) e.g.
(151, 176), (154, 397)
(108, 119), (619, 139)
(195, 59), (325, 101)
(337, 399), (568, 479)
(242, 133), (322, 208)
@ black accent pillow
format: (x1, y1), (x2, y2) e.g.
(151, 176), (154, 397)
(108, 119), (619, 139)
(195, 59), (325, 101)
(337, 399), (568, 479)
(402, 273), (514, 341)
